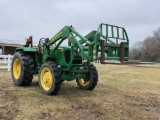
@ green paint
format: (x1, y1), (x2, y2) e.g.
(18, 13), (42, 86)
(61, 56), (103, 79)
(16, 47), (37, 52)
(14, 23), (129, 80)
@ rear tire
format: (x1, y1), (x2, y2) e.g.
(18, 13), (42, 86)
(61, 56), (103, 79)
(76, 64), (98, 90)
(11, 52), (34, 86)
(39, 61), (62, 95)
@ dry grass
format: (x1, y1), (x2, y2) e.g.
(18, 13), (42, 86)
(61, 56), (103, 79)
(0, 64), (160, 120)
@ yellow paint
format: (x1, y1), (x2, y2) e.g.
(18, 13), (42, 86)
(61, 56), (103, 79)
(40, 67), (53, 91)
(13, 59), (21, 79)
(58, 48), (64, 50)
(78, 78), (89, 86)
(50, 47), (64, 50)
(50, 32), (62, 43)
(63, 27), (67, 31)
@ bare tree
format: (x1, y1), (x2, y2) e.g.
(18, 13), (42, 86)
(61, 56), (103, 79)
(130, 27), (160, 62)
(129, 41), (142, 61)
(153, 28), (160, 62)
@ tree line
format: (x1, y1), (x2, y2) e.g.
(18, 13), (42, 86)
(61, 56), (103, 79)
(129, 27), (160, 62)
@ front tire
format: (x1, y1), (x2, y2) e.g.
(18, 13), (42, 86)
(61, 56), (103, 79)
(39, 61), (62, 95)
(11, 52), (34, 86)
(76, 64), (98, 90)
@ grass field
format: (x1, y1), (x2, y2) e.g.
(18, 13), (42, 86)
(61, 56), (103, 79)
(0, 64), (160, 120)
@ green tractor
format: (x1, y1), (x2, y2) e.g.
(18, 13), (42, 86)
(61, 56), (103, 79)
(11, 23), (129, 95)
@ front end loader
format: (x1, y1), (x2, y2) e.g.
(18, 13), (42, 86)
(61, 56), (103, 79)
(11, 23), (129, 95)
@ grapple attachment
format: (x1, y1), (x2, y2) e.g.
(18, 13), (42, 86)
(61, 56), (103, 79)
(93, 23), (129, 63)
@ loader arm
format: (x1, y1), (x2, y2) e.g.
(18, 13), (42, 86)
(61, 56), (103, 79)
(46, 26), (92, 60)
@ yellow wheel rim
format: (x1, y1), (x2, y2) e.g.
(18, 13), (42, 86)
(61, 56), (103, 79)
(13, 58), (21, 79)
(78, 79), (90, 86)
(40, 67), (53, 91)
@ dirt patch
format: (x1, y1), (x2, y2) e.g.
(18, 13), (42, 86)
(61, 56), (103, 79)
(70, 103), (104, 120)
(38, 112), (56, 120)
(0, 89), (19, 120)
(124, 94), (160, 113)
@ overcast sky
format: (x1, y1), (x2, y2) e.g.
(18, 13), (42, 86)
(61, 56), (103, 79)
(0, 0), (159, 46)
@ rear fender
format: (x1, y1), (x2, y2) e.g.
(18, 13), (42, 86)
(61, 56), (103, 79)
(16, 47), (37, 52)
(15, 47), (40, 74)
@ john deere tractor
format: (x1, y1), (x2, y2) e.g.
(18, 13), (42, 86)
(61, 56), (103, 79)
(11, 23), (129, 95)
